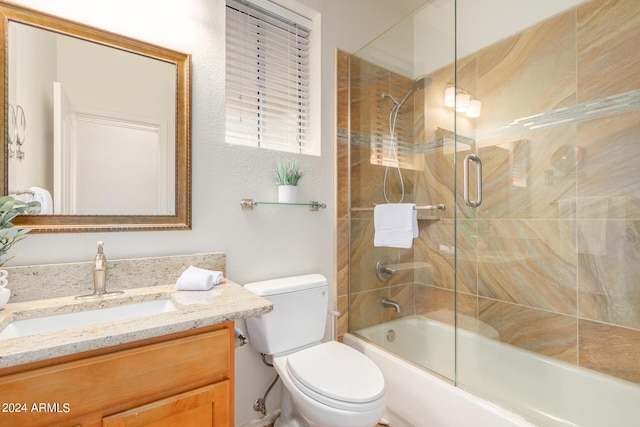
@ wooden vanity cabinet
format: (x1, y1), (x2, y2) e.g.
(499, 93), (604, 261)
(0, 322), (234, 427)
(102, 381), (230, 427)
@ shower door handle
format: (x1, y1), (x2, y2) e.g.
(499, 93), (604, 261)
(463, 154), (482, 208)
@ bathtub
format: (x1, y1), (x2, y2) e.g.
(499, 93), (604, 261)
(344, 315), (640, 427)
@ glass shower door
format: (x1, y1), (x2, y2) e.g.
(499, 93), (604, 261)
(345, 1), (639, 425)
(454, 1), (640, 425)
(348, 0), (458, 382)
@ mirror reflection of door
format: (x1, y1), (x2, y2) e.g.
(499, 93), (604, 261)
(9, 21), (176, 216)
(53, 82), (171, 215)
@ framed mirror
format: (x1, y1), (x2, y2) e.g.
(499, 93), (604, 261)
(0, 2), (191, 232)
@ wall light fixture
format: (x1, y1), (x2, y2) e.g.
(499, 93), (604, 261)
(444, 85), (481, 118)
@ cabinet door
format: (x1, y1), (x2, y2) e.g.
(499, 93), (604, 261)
(103, 381), (230, 427)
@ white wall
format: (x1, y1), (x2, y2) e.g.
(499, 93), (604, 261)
(9, 22), (56, 193)
(7, 0), (410, 425)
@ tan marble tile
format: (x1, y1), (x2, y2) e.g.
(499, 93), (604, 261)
(456, 292), (478, 321)
(336, 218), (349, 298)
(350, 61), (395, 142)
(415, 219), (477, 294)
(577, 0), (640, 102)
(350, 55), (418, 209)
(336, 146), (349, 219)
(413, 75), (457, 222)
(416, 285), (478, 329)
(387, 254), (416, 287)
(415, 152), (457, 220)
(336, 49), (350, 131)
(336, 50), (350, 220)
(578, 219), (640, 330)
(577, 110), (640, 220)
(479, 298), (577, 363)
(350, 145), (387, 208)
(476, 10), (576, 130)
(350, 288), (388, 331)
(477, 125), (578, 220)
(415, 150), (455, 219)
(350, 218), (385, 293)
(477, 219), (577, 315)
(579, 319), (640, 384)
(415, 285), (454, 317)
(388, 283), (415, 320)
(337, 294), (349, 340)
(349, 216), (415, 293)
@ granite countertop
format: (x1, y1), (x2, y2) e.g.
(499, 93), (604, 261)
(0, 280), (272, 369)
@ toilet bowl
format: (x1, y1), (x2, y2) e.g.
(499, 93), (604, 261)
(273, 341), (385, 427)
(244, 274), (386, 427)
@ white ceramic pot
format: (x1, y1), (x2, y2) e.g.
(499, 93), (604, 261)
(278, 185), (298, 203)
(0, 270), (9, 309)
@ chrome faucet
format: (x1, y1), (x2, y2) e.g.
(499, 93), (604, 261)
(93, 241), (107, 294)
(381, 297), (402, 313)
(76, 241), (123, 299)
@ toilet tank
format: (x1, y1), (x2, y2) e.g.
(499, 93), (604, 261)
(244, 274), (328, 355)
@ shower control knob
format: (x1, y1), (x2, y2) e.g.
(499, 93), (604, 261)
(376, 256), (397, 282)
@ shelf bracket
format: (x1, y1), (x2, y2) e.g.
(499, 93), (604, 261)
(240, 199), (255, 210)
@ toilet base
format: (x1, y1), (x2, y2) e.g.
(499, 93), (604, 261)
(275, 386), (308, 427)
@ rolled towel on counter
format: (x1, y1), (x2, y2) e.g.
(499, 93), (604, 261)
(175, 265), (224, 291)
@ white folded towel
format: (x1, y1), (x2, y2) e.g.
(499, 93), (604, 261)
(29, 186), (53, 214)
(374, 203), (418, 248)
(175, 266), (224, 291)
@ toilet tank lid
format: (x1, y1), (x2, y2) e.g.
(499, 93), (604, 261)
(244, 274), (327, 296)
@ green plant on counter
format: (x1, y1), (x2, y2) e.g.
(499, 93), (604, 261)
(0, 196), (41, 267)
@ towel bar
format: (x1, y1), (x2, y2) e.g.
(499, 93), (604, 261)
(350, 204), (446, 212)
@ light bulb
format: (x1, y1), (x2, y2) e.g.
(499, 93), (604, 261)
(455, 93), (470, 112)
(467, 99), (481, 118)
(444, 86), (455, 107)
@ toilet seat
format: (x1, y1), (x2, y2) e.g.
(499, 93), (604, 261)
(284, 341), (385, 412)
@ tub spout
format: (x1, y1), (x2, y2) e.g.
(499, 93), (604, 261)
(381, 297), (402, 313)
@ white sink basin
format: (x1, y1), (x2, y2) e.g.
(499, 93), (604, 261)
(0, 299), (177, 341)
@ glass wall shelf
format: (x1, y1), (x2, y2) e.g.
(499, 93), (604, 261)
(240, 199), (326, 211)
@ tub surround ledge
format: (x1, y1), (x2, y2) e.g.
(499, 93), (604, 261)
(0, 281), (272, 369)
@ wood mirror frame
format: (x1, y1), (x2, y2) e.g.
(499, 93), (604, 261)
(0, 2), (191, 232)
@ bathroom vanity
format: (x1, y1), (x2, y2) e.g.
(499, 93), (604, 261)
(0, 280), (272, 427)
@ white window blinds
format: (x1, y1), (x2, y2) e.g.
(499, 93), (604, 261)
(226, 0), (311, 154)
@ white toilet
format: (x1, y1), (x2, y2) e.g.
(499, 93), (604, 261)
(245, 274), (385, 427)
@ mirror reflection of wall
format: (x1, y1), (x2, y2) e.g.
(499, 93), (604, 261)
(8, 21), (177, 216)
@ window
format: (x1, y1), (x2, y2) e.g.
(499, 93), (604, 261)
(226, 0), (311, 154)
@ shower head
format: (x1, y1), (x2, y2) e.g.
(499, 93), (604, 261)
(396, 75), (432, 111)
(412, 75), (432, 91)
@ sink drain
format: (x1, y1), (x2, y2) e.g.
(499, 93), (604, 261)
(386, 329), (396, 342)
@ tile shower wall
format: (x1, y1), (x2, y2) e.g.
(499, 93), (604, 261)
(340, 50), (423, 334)
(336, 49), (350, 340)
(469, 0), (640, 384)
(338, 0), (640, 385)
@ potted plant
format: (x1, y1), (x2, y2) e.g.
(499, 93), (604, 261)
(275, 159), (305, 203)
(0, 196), (40, 309)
